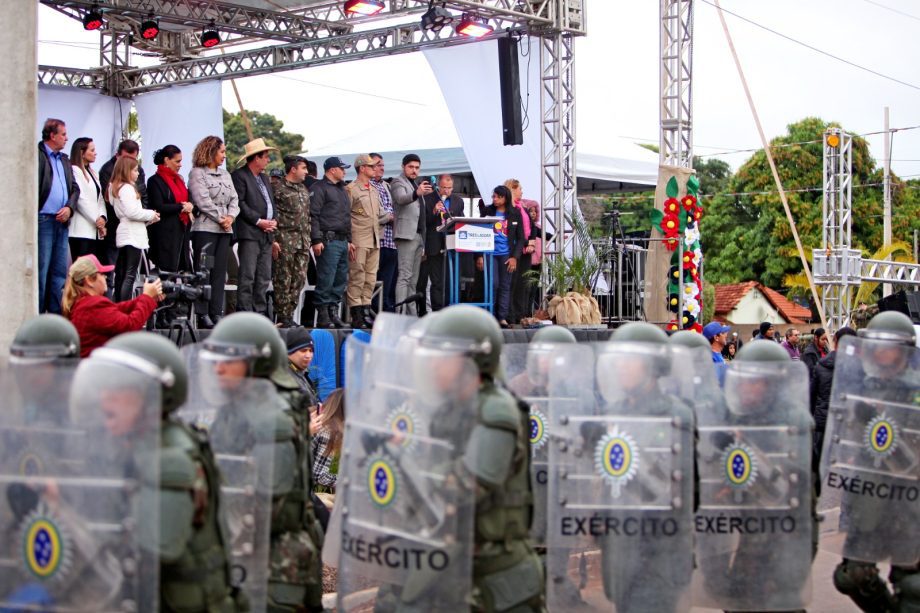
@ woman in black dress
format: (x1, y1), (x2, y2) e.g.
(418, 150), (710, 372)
(147, 145), (193, 273)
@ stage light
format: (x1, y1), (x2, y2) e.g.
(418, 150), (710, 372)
(201, 21), (220, 48)
(140, 13), (159, 40)
(457, 14), (493, 38)
(344, 0), (385, 16)
(421, 3), (453, 32)
(82, 6), (104, 31)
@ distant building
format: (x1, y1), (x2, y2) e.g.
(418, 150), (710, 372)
(714, 281), (813, 326)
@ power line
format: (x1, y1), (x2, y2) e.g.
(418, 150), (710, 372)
(698, 0), (920, 92)
(859, 0), (920, 23)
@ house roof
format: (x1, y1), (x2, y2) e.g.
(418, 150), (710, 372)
(714, 281), (812, 325)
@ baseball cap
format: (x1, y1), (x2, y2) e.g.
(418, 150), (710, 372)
(323, 156), (351, 171)
(354, 153), (376, 168)
(285, 327), (314, 354)
(702, 321), (731, 341)
(69, 254), (114, 283)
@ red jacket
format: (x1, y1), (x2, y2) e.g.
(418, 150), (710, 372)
(70, 294), (157, 358)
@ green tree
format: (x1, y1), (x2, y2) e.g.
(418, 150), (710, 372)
(701, 117), (920, 294)
(222, 109), (305, 171)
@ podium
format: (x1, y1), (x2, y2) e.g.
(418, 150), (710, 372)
(438, 217), (501, 314)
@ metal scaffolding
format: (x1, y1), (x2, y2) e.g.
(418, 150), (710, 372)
(659, 0), (693, 168)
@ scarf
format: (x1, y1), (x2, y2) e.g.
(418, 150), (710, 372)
(156, 165), (190, 226)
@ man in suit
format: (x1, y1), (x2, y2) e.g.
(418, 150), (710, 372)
(345, 154), (383, 329)
(389, 153), (431, 315)
(231, 138), (278, 315)
(37, 118), (79, 314)
(418, 174), (465, 312)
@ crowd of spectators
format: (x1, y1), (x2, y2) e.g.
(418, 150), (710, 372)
(37, 117), (547, 336)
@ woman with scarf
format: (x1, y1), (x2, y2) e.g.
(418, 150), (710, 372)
(147, 145), (194, 273)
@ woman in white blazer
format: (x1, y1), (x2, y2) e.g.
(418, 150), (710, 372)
(110, 157), (160, 302)
(68, 137), (107, 260)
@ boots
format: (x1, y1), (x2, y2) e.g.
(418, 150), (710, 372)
(315, 306), (333, 329)
(361, 305), (376, 329)
(350, 306), (368, 330)
(329, 304), (349, 329)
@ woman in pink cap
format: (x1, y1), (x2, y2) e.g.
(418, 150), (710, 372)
(62, 254), (164, 357)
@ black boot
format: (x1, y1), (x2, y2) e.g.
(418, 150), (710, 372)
(361, 305), (376, 328)
(315, 306), (333, 329)
(197, 314), (215, 329)
(329, 305), (349, 329)
(350, 306), (368, 330)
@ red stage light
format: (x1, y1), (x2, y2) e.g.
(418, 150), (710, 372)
(344, 0), (385, 16)
(457, 14), (493, 38)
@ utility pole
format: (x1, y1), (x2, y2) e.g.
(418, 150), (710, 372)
(883, 107), (892, 297)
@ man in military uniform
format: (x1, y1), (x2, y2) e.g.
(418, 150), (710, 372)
(204, 313), (325, 612)
(418, 305), (544, 611)
(823, 311), (920, 612)
(272, 155), (312, 328)
(346, 154), (383, 329)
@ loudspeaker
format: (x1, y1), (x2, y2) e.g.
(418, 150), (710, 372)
(497, 35), (523, 146)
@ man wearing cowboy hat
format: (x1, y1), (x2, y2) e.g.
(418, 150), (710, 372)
(231, 137), (279, 316)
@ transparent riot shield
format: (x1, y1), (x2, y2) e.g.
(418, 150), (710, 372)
(337, 343), (477, 612)
(0, 358), (161, 612)
(503, 342), (554, 545)
(178, 345), (278, 612)
(693, 358), (814, 611)
(819, 336), (920, 565)
(370, 313), (418, 348)
(547, 342), (694, 613)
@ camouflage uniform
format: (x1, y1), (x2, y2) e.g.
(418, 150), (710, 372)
(272, 178), (311, 324)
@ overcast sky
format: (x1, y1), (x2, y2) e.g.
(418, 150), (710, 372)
(37, 0), (920, 180)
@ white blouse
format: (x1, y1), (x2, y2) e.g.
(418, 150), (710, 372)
(111, 183), (156, 249)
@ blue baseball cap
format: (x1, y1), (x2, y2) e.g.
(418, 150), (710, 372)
(702, 322), (731, 341)
(323, 156), (351, 171)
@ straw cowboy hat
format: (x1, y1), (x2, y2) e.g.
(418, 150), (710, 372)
(236, 138), (278, 165)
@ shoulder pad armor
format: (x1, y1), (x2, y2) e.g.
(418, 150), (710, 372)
(479, 386), (520, 433)
(160, 447), (197, 491)
(271, 410), (296, 443)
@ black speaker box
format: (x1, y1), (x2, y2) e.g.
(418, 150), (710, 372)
(497, 35), (524, 146)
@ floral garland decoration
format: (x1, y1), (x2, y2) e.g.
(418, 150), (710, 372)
(649, 175), (704, 332)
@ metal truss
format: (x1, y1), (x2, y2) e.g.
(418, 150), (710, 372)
(659, 0), (693, 168)
(813, 128), (920, 330)
(540, 32), (577, 266)
(38, 65), (101, 88)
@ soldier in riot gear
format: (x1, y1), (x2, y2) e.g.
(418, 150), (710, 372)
(548, 322), (694, 612)
(694, 340), (815, 612)
(10, 314), (80, 364)
(821, 311), (920, 612)
(203, 313), (325, 612)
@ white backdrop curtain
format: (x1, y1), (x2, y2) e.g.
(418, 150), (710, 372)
(36, 84), (130, 162)
(134, 81), (224, 181)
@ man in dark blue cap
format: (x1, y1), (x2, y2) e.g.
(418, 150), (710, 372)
(703, 321), (731, 385)
(309, 156), (354, 328)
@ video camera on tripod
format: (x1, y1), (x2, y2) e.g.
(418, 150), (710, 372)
(148, 270), (211, 304)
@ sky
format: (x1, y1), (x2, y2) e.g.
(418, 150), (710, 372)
(36, 0), (920, 181)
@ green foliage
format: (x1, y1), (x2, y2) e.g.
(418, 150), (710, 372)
(702, 117), (920, 294)
(529, 213), (600, 296)
(702, 282), (715, 324)
(222, 109), (305, 171)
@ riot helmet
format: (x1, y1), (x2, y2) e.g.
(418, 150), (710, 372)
(724, 340), (789, 416)
(10, 314), (80, 364)
(858, 311), (916, 379)
(202, 313), (285, 386)
(598, 322), (669, 401)
(526, 325), (576, 387)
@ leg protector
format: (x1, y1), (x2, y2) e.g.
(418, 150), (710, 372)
(833, 558), (896, 613)
(891, 564), (920, 613)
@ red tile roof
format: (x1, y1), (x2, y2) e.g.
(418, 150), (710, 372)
(713, 281), (812, 324)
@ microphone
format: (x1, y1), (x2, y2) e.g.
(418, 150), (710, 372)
(393, 293), (425, 309)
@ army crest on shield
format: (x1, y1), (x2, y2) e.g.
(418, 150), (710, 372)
(721, 442), (759, 489)
(367, 456), (399, 508)
(387, 408), (418, 450)
(19, 505), (71, 582)
(864, 414), (898, 460)
(595, 428), (640, 497)
(529, 408), (548, 453)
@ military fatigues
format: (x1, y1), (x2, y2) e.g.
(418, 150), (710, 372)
(272, 179), (311, 324)
(267, 367), (325, 612)
(345, 180), (382, 308)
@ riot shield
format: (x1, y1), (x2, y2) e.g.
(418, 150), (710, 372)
(337, 343), (477, 612)
(178, 345), (278, 612)
(0, 358), (161, 611)
(547, 342), (694, 613)
(693, 358), (814, 611)
(502, 342), (555, 546)
(818, 336), (920, 565)
(370, 312), (418, 348)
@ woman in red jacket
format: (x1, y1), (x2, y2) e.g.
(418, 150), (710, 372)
(62, 254), (164, 357)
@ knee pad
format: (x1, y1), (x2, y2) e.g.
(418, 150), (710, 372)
(893, 568), (920, 613)
(834, 560), (881, 595)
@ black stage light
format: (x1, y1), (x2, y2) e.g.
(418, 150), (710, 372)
(140, 13), (159, 40)
(202, 21), (220, 48)
(421, 3), (453, 32)
(83, 6), (104, 31)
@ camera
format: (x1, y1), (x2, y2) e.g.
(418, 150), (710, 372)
(147, 270), (211, 327)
